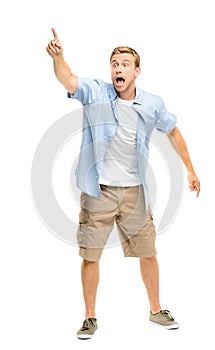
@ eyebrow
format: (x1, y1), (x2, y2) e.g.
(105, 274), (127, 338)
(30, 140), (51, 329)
(111, 59), (131, 64)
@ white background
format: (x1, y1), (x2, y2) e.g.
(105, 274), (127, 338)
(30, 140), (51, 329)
(0, 0), (214, 349)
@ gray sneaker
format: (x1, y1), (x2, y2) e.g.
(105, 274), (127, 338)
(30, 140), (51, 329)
(77, 318), (98, 339)
(149, 310), (180, 329)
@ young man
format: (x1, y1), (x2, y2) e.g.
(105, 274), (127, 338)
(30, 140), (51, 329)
(46, 28), (200, 339)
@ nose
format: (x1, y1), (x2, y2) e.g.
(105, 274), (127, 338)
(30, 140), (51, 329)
(116, 65), (122, 74)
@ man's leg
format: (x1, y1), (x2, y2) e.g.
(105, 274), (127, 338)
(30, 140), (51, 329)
(77, 187), (116, 338)
(140, 256), (180, 329)
(78, 186), (116, 319)
(140, 256), (161, 314)
(81, 259), (99, 319)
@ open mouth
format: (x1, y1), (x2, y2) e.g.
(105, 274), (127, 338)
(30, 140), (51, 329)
(116, 77), (125, 86)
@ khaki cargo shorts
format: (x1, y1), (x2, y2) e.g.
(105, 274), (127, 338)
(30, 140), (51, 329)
(77, 185), (157, 261)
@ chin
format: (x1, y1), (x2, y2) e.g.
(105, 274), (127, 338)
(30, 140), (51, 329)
(114, 85), (126, 93)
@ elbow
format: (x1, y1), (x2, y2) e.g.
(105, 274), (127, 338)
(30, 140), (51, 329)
(168, 126), (178, 137)
(66, 74), (78, 95)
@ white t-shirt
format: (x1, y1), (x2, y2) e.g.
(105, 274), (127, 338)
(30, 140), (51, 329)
(99, 98), (141, 186)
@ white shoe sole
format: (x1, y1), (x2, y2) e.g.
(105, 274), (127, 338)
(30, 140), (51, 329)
(77, 334), (94, 339)
(149, 321), (180, 329)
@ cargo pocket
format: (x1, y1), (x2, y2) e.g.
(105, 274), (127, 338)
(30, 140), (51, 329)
(79, 207), (89, 224)
(149, 210), (153, 221)
(77, 208), (89, 248)
(148, 209), (156, 239)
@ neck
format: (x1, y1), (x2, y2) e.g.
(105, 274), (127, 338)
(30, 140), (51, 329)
(118, 93), (135, 100)
(117, 85), (136, 101)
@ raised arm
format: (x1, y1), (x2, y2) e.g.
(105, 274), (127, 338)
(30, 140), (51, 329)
(168, 126), (200, 197)
(46, 28), (78, 94)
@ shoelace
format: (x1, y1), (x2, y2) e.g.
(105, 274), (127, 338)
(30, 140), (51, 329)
(81, 318), (96, 331)
(160, 310), (175, 321)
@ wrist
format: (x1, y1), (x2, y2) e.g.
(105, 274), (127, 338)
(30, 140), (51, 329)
(187, 167), (195, 174)
(53, 53), (64, 62)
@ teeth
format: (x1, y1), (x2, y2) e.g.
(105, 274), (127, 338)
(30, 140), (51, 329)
(116, 77), (125, 83)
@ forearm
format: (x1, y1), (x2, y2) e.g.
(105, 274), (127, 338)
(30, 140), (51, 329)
(53, 55), (77, 94)
(168, 127), (194, 172)
(168, 127), (200, 196)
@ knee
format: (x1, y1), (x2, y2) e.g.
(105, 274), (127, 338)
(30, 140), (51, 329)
(82, 259), (99, 266)
(140, 256), (157, 264)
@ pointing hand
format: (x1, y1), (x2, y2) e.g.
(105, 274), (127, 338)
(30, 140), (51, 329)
(46, 28), (63, 57)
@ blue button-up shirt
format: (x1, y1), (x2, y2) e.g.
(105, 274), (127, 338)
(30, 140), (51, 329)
(68, 77), (177, 208)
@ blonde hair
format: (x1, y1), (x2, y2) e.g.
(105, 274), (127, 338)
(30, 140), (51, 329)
(110, 46), (140, 68)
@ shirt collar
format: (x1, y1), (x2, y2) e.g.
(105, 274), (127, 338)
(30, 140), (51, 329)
(108, 84), (143, 105)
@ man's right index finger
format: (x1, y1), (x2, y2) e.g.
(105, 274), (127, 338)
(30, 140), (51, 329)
(51, 28), (59, 40)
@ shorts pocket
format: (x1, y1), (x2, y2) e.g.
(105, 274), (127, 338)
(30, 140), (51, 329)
(77, 223), (87, 248)
(79, 208), (89, 224)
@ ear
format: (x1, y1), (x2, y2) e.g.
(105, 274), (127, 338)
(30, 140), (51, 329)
(135, 67), (141, 77)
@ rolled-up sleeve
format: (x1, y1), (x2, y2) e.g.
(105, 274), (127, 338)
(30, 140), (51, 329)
(67, 77), (106, 106)
(155, 97), (177, 133)
(67, 77), (94, 105)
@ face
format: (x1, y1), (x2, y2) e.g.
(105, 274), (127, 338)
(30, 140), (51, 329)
(111, 53), (141, 98)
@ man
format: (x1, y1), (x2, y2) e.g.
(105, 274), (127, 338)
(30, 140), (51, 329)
(46, 28), (200, 339)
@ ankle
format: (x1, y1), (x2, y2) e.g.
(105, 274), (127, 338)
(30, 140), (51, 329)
(150, 309), (161, 315)
(85, 314), (96, 319)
